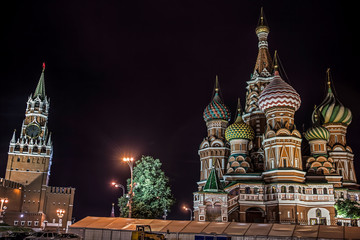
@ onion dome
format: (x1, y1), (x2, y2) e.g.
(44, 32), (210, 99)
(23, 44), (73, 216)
(203, 76), (231, 122)
(305, 108), (330, 141)
(312, 68), (352, 126)
(225, 99), (255, 141)
(259, 52), (301, 112)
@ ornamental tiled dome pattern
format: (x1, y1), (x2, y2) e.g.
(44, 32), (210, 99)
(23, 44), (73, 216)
(259, 72), (301, 112)
(203, 93), (231, 122)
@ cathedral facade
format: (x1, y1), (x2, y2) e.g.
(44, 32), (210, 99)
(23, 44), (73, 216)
(1, 63), (75, 230)
(193, 9), (359, 225)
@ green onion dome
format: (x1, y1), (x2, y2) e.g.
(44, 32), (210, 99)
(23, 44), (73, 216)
(304, 125), (330, 141)
(306, 108), (330, 141)
(225, 99), (255, 141)
(312, 70), (352, 126)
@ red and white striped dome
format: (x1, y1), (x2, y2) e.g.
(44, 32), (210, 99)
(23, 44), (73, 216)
(259, 72), (301, 112)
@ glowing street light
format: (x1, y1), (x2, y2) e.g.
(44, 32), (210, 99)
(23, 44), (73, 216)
(123, 157), (135, 218)
(56, 209), (65, 232)
(183, 206), (193, 221)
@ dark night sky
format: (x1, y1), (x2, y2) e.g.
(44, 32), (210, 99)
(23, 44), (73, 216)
(0, 1), (359, 221)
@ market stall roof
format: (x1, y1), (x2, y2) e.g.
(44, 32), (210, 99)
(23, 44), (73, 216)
(268, 224), (295, 237)
(201, 222), (231, 235)
(292, 225), (319, 239)
(70, 216), (360, 238)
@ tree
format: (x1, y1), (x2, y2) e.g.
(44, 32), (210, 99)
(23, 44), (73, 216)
(335, 199), (360, 219)
(118, 155), (175, 219)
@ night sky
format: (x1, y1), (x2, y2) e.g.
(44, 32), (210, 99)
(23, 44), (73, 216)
(1, 1), (359, 221)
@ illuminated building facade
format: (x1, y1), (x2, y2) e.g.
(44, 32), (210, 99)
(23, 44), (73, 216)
(193, 9), (359, 225)
(1, 64), (75, 230)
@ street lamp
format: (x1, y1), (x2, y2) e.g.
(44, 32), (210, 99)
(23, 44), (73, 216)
(0, 198), (9, 223)
(111, 181), (126, 216)
(123, 157), (134, 218)
(183, 206), (193, 221)
(56, 209), (65, 232)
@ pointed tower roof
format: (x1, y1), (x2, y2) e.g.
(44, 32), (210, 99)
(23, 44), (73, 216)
(34, 62), (46, 100)
(11, 129), (16, 143)
(253, 8), (273, 78)
(203, 168), (224, 193)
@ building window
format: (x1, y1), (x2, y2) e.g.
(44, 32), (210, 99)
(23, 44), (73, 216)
(14, 221), (19, 226)
(272, 186), (276, 193)
(27, 158), (30, 163)
(254, 187), (259, 194)
(313, 188), (317, 194)
(323, 188), (328, 195)
(17, 158), (20, 162)
(289, 186), (295, 193)
(302, 187), (305, 194)
(340, 192), (344, 199)
(27, 221), (32, 226)
(316, 209), (322, 218)
(245, 187), (251, 194)
(281, 186), (286, 193)
(34, 221), (39, 226)
(20, 221), (25, 226)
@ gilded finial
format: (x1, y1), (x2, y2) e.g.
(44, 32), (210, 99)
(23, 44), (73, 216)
(256, 7), (269, 34)
(326, 68), (331, 88)
(260, 7), (264, 25)
(215, 75), (219, 92)
(274, 50), (279, 71)
(235, 98), (244, 123)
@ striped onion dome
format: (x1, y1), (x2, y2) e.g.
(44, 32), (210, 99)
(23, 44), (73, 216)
(203, 78), (231, 122)
(225, 100), (255, 141)
(312, 79), (352, 126)
(304, 125), (330, 141)
(258, 71), (301, 112)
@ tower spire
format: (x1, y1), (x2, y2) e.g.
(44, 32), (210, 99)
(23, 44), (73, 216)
(34, 62), (46, 100)
(235, 98), (244, 123)
(253, 8), (273, 78)
(11, 129), (16, 143)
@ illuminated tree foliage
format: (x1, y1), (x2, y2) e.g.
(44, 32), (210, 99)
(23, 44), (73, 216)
(118, 155), (175, 219)
(335, 199), (360, 219)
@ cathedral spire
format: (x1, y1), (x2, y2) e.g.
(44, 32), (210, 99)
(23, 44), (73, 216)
(234, 98), (244, 123)
(253, 8), (273, 78)
(34, 62), (46, 100)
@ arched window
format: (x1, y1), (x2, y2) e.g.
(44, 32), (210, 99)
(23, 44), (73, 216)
(281, 186), (287, 193)
(35, 101), (40, 107)
(27, 158), (30, 163)
(298, 187), (301, 193)
(23, 146), (28, 152)
(245, 187), (251, 194)
(272, 186), (276, 193)
(302, 187), (305, 194)
(17, 158), (20, 162)
(254, 187), (259, 194)
(15, 145), (20, 151)
(313, 188), (317, 194)
(289, 186), (295, 193)
(33, 146), (38, 153)
(323, 188), (328, 195)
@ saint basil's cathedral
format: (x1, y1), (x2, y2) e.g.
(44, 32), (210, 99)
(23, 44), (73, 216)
(193, 9), (359, 225)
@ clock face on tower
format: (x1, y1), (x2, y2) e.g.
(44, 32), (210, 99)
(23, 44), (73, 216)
(25, 124), (41, 138)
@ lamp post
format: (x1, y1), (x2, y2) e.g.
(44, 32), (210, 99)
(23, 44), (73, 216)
(0, 198), (8, 223)
(111, 181), (126, 216)
(183, 206), (193, 221)
(123, 157), (134, 218)
(56, 209), (65, 233)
